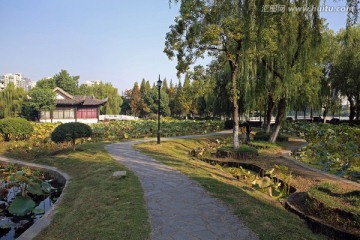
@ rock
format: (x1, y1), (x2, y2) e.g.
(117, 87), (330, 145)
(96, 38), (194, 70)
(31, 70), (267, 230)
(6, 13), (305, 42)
(112, 171), (127, 178)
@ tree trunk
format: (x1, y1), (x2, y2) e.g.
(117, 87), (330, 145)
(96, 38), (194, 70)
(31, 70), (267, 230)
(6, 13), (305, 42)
(310, 108), (313, 121)
(72, 138), (76, 151)
(295, 110), (298, 120)
(348, 95), (356, 121)
(232, 67), (240, 149)
(303, 108), (306, 120)
(259, 110), (262, 126)
(270, 98), (286, 143)
(356, 95), (360, 120)
(323, 107), (327, 123)
(265, 95), (275, 133)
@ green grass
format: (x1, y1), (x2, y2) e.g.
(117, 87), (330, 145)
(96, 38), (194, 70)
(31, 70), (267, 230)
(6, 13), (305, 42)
(218, 144), (258, 153)
(3, 142), (150, 240)
(247, 141), (281, 150)
(309, 182), (360, 214)
(135, 137), (326, 240)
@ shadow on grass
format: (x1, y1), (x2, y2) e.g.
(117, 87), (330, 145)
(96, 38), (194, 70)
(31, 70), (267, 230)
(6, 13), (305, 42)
(136, 140), (326, 240)
(3, 142), (151, 240)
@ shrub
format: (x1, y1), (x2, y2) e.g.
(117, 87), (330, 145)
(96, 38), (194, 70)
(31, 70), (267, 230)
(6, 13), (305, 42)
(0, 118), (34, 141)
(51, 122), (92, 150)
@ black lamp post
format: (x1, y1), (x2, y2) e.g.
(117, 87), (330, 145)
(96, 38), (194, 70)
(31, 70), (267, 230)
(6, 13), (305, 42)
(157, 75), (162, 144)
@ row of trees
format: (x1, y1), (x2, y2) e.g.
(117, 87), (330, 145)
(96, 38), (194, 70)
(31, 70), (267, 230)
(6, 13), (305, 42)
(0, 70), (123, 120)
(160, 0), (360, 146)
(122, 76), (212, 119)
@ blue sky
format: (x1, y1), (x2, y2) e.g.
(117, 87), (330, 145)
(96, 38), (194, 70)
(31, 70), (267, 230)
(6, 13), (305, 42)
(0, 0), (349, 94)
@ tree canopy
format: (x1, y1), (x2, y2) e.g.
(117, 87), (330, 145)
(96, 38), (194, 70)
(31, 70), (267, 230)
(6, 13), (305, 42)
(78, 82), (122, 115)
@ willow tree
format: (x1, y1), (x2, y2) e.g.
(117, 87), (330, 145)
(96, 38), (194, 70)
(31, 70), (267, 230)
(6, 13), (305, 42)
(254, 0), (323, 143)
(78, 82), (122, 115)
(331, 26), (360, 120)
(165, 0), (255, 148)
(0, 83), (27, 118)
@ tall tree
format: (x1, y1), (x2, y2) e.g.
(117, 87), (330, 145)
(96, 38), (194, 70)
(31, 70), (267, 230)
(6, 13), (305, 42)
(0, 83), (27, 118)
(165, 0), (250, 148)
(162, 78), (168, 93)
(53, 70), (79, 95)
(130, 82), (141, 116)
(144, 87), (171, 116)
(140, 79), (147, 98)
(26, 87), (56, 120)
(318, 29), (340, 122)
(78, 82), (122, 115)
(331, 26), (360, 120)
(121, 89), (132, 115)
(36, 78), (56, 89)
(168, 80), (176, 116)
(255, 1), (322, 142)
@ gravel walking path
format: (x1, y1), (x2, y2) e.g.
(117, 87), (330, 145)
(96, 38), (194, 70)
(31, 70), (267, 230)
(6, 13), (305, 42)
(105, 139), (258, 240)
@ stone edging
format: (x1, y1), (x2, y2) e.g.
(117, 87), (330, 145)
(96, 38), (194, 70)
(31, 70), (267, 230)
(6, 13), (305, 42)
(0, 155), (71, 240)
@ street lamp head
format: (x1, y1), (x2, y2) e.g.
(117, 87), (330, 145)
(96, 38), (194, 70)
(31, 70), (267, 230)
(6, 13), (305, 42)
(157, 75), (162, 89)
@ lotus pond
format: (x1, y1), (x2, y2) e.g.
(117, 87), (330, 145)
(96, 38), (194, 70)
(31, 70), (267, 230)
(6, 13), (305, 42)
(0, 164), (63, 240)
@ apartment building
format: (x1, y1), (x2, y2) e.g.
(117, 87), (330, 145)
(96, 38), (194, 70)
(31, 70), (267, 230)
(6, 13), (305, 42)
(1, 73), (26, 90)
(85, 80), (101, 86)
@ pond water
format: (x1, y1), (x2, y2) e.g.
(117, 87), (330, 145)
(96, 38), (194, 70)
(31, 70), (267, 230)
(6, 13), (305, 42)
(0, 166), (63, 240)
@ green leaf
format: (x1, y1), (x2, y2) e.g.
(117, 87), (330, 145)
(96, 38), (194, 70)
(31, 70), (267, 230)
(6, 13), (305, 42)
(252, 177), (272, 189)
(41, 182), (52, 193)
(8, 196), (36, 216)
(27, 182), (43, 195)
(32, 208), (45, 215)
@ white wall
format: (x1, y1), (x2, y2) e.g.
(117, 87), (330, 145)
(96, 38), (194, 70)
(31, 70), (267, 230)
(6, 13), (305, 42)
(39, 118), (99, 124)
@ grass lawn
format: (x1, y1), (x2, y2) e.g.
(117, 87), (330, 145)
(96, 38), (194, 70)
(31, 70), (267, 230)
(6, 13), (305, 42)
(135, 137), (327, 240)
(2, 142), (150, 240)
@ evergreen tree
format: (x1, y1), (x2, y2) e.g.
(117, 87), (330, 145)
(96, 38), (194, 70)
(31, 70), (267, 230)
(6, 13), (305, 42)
(140, 79), (147, 98)
(143, 88), (171, 116)
(36, 78), (56, 89)
(53, 70), (79, 95)
(130, 82), (140, 116)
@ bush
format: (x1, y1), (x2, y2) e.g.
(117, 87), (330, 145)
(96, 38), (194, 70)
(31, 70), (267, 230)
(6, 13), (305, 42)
(0, 118), (33, 141)
(51, 122), (92, 150)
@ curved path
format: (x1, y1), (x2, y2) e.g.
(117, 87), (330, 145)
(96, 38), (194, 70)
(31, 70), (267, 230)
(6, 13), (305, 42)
(105, 139), (258, 240)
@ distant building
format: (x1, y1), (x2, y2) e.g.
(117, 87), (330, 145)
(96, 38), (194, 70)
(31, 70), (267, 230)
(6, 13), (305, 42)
(26, 80), (37, 91)
(85, 80), (101, 86)
(23, 77), (34, 91)
(39, 87), (108, 123)
(1, 73), (26, 90)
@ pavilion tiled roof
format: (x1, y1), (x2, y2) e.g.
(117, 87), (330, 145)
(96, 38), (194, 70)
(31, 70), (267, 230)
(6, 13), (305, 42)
(53, 87), (108, 106)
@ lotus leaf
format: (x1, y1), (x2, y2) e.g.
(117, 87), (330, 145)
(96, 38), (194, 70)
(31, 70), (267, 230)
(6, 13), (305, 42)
(32, 208), (45, 215)
(41, 182), (52, 193)
(252, 177), (272, 189)
(8, 196), (36, 216)
(27, 182), (43, 195)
